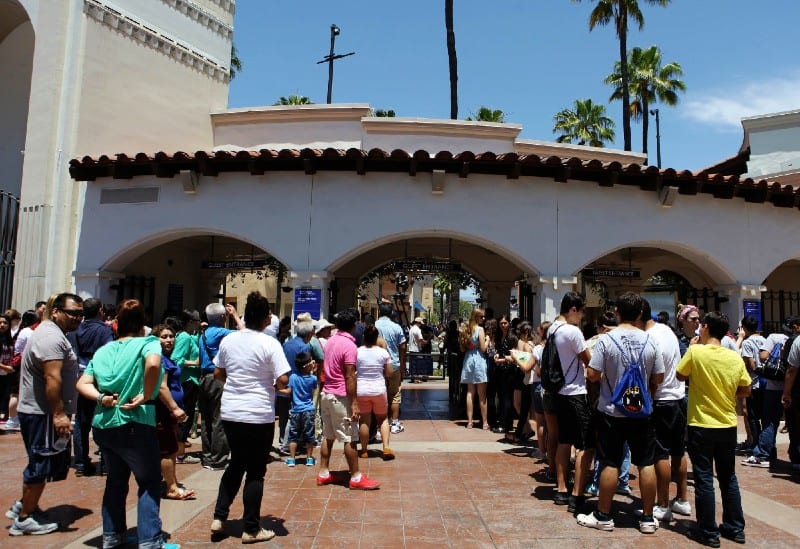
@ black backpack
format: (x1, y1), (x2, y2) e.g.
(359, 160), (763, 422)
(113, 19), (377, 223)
(540, 324), (565, 393)
(762, 340), (786, 381)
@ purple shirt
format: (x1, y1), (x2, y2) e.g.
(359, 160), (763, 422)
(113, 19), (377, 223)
(323, 330), (357, 397)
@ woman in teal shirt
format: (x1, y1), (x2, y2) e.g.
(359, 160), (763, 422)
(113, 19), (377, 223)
(76, 299), (165, 549)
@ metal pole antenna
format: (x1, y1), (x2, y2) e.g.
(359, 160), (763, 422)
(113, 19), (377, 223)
(317, 24), (355, 104)
(650, 108), (662, 168)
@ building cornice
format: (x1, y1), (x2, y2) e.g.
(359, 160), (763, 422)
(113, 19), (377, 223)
(515, 139), (645, 164)
(362, 117), (522, 140)
(211, 104), (374, 126)
(161, 0), (233, 39)
(84, 0), (229, 82)
(207, 0), (235, 15)
(742, 110), (800, 132)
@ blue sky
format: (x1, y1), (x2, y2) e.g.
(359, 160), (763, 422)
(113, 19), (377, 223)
(228, 1), (799, 172)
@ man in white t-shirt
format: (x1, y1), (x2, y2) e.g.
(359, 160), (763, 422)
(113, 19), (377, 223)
(738, 316), (766, 453)
(549, 291), (592, 513)
(641, 298), (691, 522)
(408, 317), (423, 353)
(578, 292), (664, 534)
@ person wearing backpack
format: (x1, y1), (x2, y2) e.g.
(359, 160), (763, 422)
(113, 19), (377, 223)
(743, 317), (798, 468)
(737, 316), (767, 455)
(576, 292), (664, 534)
(675, 311), (750, 547)
(547, 292), (593, 513)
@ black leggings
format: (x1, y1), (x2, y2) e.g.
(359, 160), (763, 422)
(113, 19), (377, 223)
(515, 383), (533, 438)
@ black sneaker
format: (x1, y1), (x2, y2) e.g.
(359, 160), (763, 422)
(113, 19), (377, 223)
(688, 530), (721, 548)
(553, 491), (570, 505)
(721, 529), (746, 544)
(567, 494), (585, 513)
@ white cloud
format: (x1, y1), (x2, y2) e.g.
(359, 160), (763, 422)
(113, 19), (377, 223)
(682, 73), (800, 130)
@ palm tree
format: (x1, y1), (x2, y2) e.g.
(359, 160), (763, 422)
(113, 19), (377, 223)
(573, 0), (671, 151)
(445, 0), (458, 119)
(466, 107), (506, 123)
(605, 45), (685, 157)
(552, 99), (616, 147)
(230, 43), (242, 80)
(273, 95), (313, 106)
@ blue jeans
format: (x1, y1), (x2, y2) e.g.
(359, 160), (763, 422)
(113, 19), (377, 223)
(73, 394), (96, 470)
(752, 390), (782, 461)
(93, 422), (163, 549)
(687, 426), (745, 541)
(593, 441), (630, 487)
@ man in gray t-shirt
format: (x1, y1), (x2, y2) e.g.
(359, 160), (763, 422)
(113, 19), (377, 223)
(10, 293), (83, 536)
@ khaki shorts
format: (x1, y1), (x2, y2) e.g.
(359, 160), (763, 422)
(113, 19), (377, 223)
(386, 368), (402, 406)
(320, 392), (358, 443)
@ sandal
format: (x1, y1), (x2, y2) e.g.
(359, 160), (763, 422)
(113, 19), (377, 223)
(482, 423), (490, 430)
(382, 448), (396, 461)
(466, 422), (473, 429)
(358, 450), (369, 459)
(164, 487), (196, 500)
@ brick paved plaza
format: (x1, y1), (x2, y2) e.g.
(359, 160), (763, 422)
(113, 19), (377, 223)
(0, 382), (798, 548)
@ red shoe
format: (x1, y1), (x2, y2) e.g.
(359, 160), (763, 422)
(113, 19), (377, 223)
(316, 473), (337, 486)
(349, 474), (380, 490)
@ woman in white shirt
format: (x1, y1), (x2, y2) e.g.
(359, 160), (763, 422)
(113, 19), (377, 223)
(356, 325), (395, 460)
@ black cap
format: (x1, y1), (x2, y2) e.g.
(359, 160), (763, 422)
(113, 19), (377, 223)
(294, 351), (313, 369)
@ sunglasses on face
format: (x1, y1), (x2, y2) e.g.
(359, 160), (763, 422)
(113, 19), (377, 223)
(687, 317), (700, 322)
(59, 309), (85, 318)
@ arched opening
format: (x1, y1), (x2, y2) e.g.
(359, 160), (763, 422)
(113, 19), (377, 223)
(104, 234), (289, 323)
(761, 259), (800, 334)
(329, 235), (537, 326)
(579, 246), (723, 328)
(0, 0), (34, 197)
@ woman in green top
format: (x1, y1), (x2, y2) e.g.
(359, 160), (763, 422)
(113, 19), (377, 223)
(76, 299), (165, 549)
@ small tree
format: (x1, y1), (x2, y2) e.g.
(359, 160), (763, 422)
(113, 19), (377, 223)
(466, 106), (506, 122)
(552, 99), (616, 147)
(374, 109), (396, 117)
(229, 43), (242, 79)
(274, 95), (313, 105)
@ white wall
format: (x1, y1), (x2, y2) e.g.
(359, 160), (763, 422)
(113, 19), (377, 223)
(0, 21), (34, 197)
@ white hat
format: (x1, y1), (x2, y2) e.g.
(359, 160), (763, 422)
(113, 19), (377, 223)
(414, 316), (424, 324)
(315, 318), (334, 332)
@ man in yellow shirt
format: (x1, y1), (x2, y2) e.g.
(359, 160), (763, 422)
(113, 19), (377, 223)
(676, 311), (751, 548)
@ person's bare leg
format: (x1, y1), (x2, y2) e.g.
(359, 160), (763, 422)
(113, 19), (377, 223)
(7, 393), (18, 419)
(306, 442), (314, 462)
(289, 441), (298, 460)
(391, 401), (400, 423)
(477, 383), (488, 427)
(545, 412), (559, 473)
(556, 443), (572, 493)
(655, 458), (671, 507)
(19, 483), (45, 518)
(572, 449), (590, 497)
(359, 415), (370, 454)
(535, 412), (546, 455)
(465, 384), (475, 425)
(638, 465), (657, 516)
(673, 454), (688, 502)
(319, 438), (335, 475)
(380, 417), (391, 451)
(597, 464), (617, 515)
(344, 441), (359, 475)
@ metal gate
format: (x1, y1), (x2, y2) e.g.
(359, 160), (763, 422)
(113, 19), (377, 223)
(686, 288), (724, 314)
(114, 276), (156, 320)
(0, 191), (20, 310)
(760, 290), (800, 335)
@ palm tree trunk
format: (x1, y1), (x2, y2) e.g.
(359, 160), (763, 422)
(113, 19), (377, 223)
(641, 94), (649, 159)
(617, 7), (632, 151)
(445, 0), (458, 120)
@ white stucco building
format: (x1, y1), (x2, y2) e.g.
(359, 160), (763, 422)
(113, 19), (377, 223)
(4, 1), (800, 332)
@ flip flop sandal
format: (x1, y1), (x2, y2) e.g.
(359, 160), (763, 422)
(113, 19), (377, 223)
(165, 487), (196, 500)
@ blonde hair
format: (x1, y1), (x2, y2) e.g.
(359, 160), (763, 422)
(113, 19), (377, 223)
(42, 293), (59, 322)
(459, 308), (484, 351)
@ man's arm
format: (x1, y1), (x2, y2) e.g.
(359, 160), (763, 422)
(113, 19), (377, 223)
(649, 372), (665, 397)
(736, 384), (751, 397)
(578, 348), (591, 367)
(782, 367), (798, 408)
(214, 367), (227, 384)
(585, 366), (601, 383)
(225, 304), (244, 330)
(43, 359), (71, 436)
(344, 362), (359, 419)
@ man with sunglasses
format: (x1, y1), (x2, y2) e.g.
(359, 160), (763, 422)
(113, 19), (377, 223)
(8, 293), (83, 536)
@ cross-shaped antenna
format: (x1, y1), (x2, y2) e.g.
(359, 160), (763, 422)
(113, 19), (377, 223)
(316, 24), (355, 104)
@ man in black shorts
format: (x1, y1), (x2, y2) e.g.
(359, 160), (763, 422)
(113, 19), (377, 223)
(549, 292), (593, 512)
(578, 292), (664, 534)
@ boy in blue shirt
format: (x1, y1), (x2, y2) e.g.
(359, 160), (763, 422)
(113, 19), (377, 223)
(280, 351), (318, 466)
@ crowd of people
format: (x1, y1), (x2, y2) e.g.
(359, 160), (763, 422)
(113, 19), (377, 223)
(455, 291), (799, 547)
(1, 292), (412, 546)
(2, 288), (799, 547)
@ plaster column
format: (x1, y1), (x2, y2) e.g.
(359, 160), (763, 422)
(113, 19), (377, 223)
(73, 270), (124, 306)
(717, 283), (765, 329)
(534, 274), (578, 324)
(484, 282), (511, 317)
(289, 271), (332, 321)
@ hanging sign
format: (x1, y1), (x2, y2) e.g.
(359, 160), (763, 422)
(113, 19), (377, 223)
(294, 287), (322, 320)
(201, 259), (267, 270)
(582, 268), (641, 278)
(391, 260), (461, 273)
(743, 300), (762, 332)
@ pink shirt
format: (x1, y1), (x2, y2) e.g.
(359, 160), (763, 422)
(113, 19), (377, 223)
(322, 330), (357, 397)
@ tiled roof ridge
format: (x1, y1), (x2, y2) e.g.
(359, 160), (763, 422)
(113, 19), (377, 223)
(69, 148), (800, 208)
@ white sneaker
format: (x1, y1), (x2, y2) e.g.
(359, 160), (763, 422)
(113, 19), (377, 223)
(576, 511), (614, 531)
(210, 518), (225, 534)
(653, 505), (673, 522)
(741, 455), (770, 468)
(9, 515), (59, 536)
(670, 498), (692, 516)
(242, 528), (276, 544)
(5, 500), (22, 520)
(639, 517), (659, 534)
(2, 417), (20, 431)
(390, 421), (404, 434)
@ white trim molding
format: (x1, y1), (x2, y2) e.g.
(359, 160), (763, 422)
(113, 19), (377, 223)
(84, 0), (229, 82)
(161, 0), (233, 39)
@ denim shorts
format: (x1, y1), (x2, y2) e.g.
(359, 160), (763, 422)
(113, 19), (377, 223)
(288, 409), (316, 445)
(19, 412), (71, 484)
